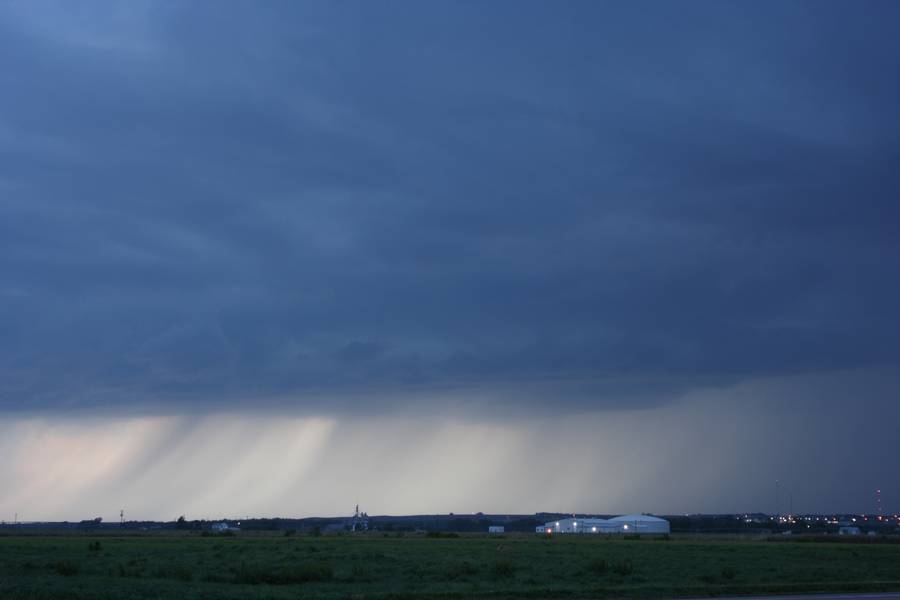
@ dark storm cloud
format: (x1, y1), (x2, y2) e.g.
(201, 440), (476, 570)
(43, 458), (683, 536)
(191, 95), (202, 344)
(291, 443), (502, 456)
(2, 0), (899, 412)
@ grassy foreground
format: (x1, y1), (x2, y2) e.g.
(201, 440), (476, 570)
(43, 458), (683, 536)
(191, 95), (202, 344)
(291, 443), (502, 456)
(2, 533), (900, 600)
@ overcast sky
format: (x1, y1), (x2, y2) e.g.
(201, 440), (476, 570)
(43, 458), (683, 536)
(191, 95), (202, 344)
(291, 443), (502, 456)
(2, 1), (899, 521)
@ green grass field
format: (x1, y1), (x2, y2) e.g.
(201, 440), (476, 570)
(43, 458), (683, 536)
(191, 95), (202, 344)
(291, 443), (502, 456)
(2, 533), (900, 600)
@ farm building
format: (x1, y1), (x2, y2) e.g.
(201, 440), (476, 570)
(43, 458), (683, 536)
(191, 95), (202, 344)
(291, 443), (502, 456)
(488, 526), (505, 533)
(536, 514), (669, 535)
(609, 514), (670, 534)
(537, 518), (620, 534)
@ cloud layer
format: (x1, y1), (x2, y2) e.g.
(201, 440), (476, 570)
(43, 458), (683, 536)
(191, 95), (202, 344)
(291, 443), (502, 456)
(2, 1), (899, 413)
(3, 368), (897, 520)
(1, 1), (899, 515)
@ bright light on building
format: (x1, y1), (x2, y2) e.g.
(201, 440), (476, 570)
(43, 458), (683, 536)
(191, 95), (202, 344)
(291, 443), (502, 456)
(539, 515), (669, 536)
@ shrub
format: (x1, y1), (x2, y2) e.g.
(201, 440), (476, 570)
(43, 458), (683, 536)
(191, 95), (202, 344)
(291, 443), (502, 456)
(232, 561), (333, 585)
(288, 562), (334, 583)
(55, 561), (79, 576)
(116, 560), (147, 578)
(349, 563), (372, 582)
(588, 558), (608, 574)
(612, 559), (634, 576)
(493, 559), (515, 578)
(284, 529), (296, 537)
(426, 531), (460, 539)
(87, 541), (102, 552)
(155, 564), (193, 581)
(445, 561), (479, 579)
(721, 566), (737, 580)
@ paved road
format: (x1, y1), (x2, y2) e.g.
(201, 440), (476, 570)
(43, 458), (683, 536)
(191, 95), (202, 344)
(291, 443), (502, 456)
(693, 594), (900, 600)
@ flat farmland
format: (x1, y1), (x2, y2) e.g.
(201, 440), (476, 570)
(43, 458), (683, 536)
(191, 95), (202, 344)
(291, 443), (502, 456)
(2, 533), (900, 600)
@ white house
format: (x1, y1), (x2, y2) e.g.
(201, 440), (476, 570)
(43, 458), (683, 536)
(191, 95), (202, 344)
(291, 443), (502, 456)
(488, 526), (505, 533)
(211, 522), (240, 533)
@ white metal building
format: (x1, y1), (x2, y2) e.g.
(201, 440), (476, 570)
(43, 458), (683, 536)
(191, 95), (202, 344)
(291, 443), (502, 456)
(608, 514), (670, 534)
(537, 514), (669, 535)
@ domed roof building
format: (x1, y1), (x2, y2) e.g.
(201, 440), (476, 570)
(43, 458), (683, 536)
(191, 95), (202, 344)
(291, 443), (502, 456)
(536, 514), (670, 535)
(608, 514), (670, 534)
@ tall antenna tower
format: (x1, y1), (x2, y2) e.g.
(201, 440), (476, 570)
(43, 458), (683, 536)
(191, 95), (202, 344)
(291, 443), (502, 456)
(775, 480), (780, 518)
(876, 489), (883, 518)
(120, 510), (125, 527)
